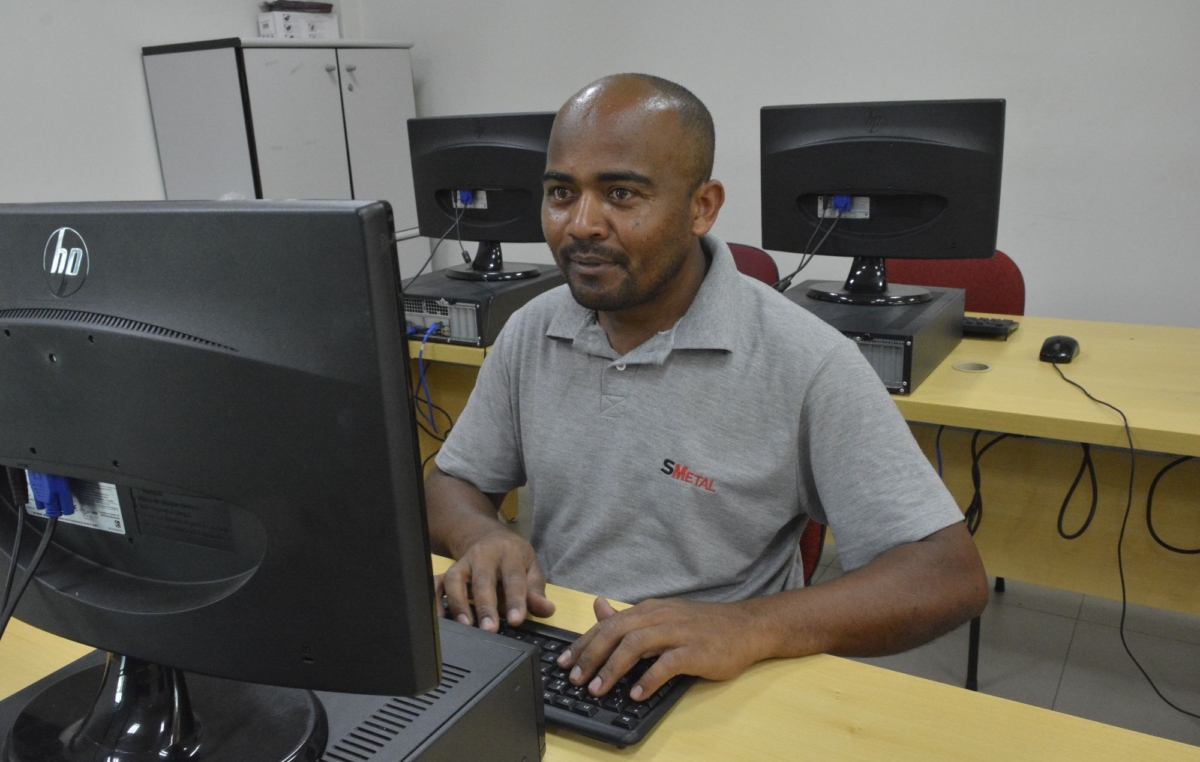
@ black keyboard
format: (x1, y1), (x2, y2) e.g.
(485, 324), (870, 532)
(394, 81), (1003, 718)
(496, 618), (695, 748)
(963, 316), (1019, 338)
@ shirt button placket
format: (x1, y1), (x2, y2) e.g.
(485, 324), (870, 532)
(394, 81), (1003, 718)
(600, 362), (633, 417)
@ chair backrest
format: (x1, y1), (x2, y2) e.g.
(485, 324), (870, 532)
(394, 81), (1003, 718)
(729, 242), (827, 585)
(728, 243), (779, 287)
(886, 251), (1025, 315)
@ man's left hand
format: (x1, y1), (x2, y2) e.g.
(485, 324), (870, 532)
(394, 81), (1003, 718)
(556, 596), (766, 702)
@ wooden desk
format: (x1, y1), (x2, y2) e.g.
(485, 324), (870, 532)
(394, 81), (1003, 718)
(897, 315), (1200, 614)
(897, 315), (1200, 457)
(3, 557), (1197, 761)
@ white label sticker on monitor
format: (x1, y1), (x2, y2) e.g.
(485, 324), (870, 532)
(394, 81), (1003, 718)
(818, 195), (871, 219)
(24, 474), (127, 535)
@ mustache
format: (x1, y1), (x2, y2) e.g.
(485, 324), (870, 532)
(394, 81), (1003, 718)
(557, 240), (627, 265)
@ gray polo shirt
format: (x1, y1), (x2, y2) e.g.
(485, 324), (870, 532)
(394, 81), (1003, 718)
(436, 234), (963, 604)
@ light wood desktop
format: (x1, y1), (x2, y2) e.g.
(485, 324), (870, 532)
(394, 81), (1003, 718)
(903, 315), (1200, 615)
(3, 556), (1198, 760)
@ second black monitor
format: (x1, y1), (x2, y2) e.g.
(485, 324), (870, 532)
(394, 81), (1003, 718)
(761, 99), (1005, 305)
(408, 111), (556, 282)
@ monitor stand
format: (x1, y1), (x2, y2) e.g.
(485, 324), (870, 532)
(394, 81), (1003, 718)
(443, 241), (541, 282)
(806, 256), (932, 306)
(3, 653), (325, 762)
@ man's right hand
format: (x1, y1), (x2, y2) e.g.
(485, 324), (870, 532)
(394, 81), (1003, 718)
(435, 528), (556, 633)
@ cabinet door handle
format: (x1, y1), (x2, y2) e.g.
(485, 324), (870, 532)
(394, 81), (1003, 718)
(345, 64), (357, 73)
(325, 64), (336, 73)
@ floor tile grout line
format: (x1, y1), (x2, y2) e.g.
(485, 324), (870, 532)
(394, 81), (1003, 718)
(1050, 615), (1081, 711)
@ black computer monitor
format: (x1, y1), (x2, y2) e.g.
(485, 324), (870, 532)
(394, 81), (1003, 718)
(0, 201), (440, 761)
(760, 99), (1005, 305)
(407, 112), (556, 282)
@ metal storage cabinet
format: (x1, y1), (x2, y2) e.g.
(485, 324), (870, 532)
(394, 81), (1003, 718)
(142, 38), (424, 263)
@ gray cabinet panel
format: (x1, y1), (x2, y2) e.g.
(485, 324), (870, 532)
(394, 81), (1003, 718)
(338, 48), (418, 227)
(242, 47), (352, 200)
(143, 48), (256, 200)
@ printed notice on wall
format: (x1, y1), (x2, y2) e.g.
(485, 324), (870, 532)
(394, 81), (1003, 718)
(24, 474), (127, 535)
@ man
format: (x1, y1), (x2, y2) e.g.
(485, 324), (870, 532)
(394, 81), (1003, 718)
(427, 74), (987, 704)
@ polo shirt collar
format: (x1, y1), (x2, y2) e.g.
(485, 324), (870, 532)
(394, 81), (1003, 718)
(546, 234), (743, 362)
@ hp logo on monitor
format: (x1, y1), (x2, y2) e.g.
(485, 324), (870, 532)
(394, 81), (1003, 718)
(44, 227), (89, 297)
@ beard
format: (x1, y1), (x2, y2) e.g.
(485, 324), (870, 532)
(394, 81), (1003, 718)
(554, 239), (691, 313)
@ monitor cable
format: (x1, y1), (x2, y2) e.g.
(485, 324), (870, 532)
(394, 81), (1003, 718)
(402, 205), (466, 289)
(0, 513), (59, 643)
(1, 494), (26, 620)
(1051, 362), (1200, 720)
(0, 472), (72, 642)
(1057, 443), (1098, 540)
(963, 430), (1011, 536)
(774, 209), (843, 293)
(1145, 455), (1198, 555)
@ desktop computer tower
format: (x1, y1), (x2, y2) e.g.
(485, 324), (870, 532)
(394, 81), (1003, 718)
(0, 620), (545, 762)
(784, 281), (965, 395)
(403, 266), (565, 347)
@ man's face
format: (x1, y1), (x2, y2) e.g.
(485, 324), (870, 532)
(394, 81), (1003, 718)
(541, 95), (700, 312)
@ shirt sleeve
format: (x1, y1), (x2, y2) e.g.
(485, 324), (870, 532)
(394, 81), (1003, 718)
(433, 324), (527, 495)
(797, 341), (964, 571)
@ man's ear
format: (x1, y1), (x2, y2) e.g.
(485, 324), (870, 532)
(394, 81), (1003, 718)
(690, 180), (725, 238)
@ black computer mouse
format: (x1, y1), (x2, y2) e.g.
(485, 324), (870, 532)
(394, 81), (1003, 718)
(1039, 335), (1080, 363)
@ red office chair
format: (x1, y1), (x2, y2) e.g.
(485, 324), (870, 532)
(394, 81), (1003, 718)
(888, 251), (1025, 315)
(889, 250), (1024, 691)
(728, 243), (827, 586)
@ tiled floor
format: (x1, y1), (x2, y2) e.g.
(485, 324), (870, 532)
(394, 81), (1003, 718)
(812, 546), (1200, 747)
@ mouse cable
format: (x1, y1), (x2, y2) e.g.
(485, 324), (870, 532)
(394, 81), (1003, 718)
(963, 430), (1010, 535)
(1057, 442), (1098, 540)
(0, 516), (58, 643)
(1145, 455), (1199, 554)
(1052, 362), (1200, 720)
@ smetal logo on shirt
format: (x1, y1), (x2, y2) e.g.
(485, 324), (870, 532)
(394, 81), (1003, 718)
(660, 459), (717, 494)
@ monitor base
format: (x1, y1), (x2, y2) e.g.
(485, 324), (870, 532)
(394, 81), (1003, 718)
(806, 256), (933, 306)
(443, 240), (542, 282)
(806, 281), (933, 306)
(443, 263), (542, 282)
(3, 654), (326, 762)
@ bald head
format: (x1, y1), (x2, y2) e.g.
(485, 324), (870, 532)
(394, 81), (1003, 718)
(556, 74), (715, 191)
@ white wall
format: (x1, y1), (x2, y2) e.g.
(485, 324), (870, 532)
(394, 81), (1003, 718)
(3, 1), (1198, 327)
(361, 0), (1200, 329)
(0, 0), (356, 201)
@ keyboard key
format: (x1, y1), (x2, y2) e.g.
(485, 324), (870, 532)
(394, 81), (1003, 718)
(613, 715), (639, 731)
(501, 616), (694, 746)
(601, 696), (626, 713)
(571, 702), (599, 717)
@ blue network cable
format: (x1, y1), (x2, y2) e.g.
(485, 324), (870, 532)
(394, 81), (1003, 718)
(416, 323), (441, 433)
